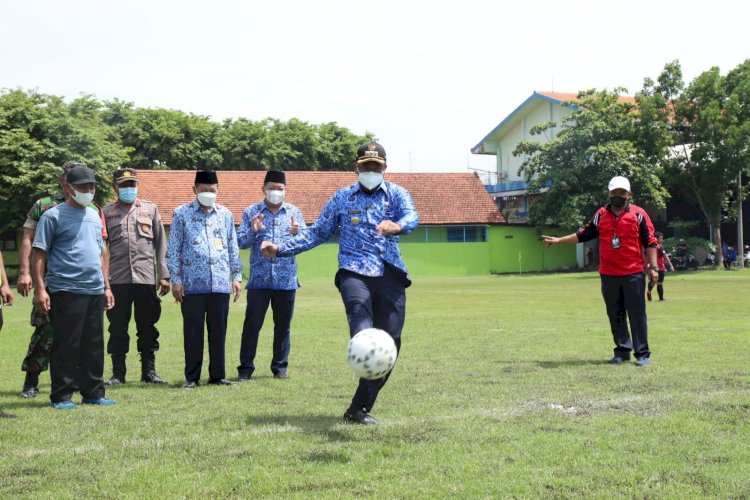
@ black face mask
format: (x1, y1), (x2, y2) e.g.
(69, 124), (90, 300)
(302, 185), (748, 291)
(610, 195), (627, 208)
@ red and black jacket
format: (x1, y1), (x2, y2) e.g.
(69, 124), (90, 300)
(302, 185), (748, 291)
(576, 203), (657, 276)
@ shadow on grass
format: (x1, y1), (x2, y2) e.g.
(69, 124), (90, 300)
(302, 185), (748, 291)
(244, 413), (369, 442)
(534, 358), (611, 368)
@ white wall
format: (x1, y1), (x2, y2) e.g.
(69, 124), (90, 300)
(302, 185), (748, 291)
(495, 100), (574, 182)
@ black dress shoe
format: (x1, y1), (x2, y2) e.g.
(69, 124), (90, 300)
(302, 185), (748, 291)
(237, 374), (252, 382)
(106, 377), (124, 386)
(20, 386), (39, 398)
(142, 373), (168, 385)
(181, 381), (199, 389)
(273, 371), (289, 380)
(343, 409), (379, 425)
(208, 378), (235, 386)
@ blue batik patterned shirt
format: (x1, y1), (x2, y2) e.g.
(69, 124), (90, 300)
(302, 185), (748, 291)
(237, 200), (307, 290)
(277, 181), (418, 278)
(167, 200), (243, 294)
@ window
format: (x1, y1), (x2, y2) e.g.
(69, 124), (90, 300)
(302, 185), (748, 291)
(0, 232), (16, 251)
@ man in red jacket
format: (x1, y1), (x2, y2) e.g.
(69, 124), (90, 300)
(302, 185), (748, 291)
(543, 176), (658, 366)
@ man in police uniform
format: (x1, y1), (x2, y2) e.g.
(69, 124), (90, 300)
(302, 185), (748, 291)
(16, 161), (109, 398)
(103, 168), (170, 385)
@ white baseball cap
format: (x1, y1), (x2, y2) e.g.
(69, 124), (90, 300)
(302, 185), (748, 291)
(608, 176), (631, 193)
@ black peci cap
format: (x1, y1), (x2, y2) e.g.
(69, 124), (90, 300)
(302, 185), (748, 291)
(195, 170), (219, 184)
(264, 170), (286, 184)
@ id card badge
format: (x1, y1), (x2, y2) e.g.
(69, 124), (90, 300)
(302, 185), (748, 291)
(214, 238), (224, 250)
(612, 237), (621, 249)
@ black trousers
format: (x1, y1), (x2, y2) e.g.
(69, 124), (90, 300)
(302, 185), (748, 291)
(49, 292), (105, 403)
(238, 289), (296, 377)
(336, 265), (407, 413)
(106, 284), (162, 356)
(181, 293), (230, 383)
(600, 273), (650, 359)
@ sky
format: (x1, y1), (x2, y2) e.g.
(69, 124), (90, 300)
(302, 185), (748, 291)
(1, 0), (749, 173)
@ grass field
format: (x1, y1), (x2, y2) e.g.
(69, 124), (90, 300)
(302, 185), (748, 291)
(1, 269), (749, 498)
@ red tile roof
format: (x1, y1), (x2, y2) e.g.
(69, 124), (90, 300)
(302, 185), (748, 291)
(135, 170), (505, 225)
(536, 91), (636, 105)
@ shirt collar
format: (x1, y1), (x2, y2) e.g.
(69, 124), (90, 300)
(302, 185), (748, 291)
(260, 200), (286, 214)
(606, 202), (631, 214)
(115, 199), (141, 209)
(190, 199), (215, 214)
(355, 180), (388, 196)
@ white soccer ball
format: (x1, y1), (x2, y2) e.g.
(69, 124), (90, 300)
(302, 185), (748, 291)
(347, 328), (398, 380)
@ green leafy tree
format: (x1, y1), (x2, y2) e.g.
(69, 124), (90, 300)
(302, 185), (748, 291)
(514, 88), (670, 231)
(114, 106), (222, 170)
(315, 122), (376, 171)
(217, 118), (374, 171)
(0, 89), (129, 234)
(648, 59), (750, 265)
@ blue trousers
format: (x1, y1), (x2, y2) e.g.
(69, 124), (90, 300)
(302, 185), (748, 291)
(181, 293), (230, 382)
(336, 266), (407, 413)
(238, 289), (296, 377)
(600, 273), (650, 359)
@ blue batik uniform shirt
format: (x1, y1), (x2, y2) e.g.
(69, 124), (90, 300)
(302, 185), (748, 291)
(277, 181), (418, 278)
(167, 200), (243, 294)
(237, 200), (306, 290)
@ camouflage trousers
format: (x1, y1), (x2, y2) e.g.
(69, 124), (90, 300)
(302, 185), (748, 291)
(21, 306), (54, 373)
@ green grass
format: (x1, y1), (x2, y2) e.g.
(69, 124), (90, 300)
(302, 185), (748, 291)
(1, 269), (749, 498)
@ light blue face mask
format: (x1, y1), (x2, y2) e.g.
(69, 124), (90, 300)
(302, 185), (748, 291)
(118, 187), (137, 203)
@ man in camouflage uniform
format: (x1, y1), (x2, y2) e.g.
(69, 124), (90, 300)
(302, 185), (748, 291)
(103, 168), (170, 385)
(16, 161), (109, 398)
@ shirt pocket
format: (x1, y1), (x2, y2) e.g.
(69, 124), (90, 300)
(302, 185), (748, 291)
(136, 216), (154, 240)
(106, 218), (124, 243)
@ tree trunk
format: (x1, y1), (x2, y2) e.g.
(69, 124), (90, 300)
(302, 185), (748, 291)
(712, 221), (723, 268)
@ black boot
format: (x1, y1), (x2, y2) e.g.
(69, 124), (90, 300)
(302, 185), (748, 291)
(20, 371), (39, 398)
(106, 354), (126, 385)
(141, 352), (167, 384)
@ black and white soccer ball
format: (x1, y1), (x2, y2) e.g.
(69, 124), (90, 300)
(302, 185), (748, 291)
(347, 328), (398, 380)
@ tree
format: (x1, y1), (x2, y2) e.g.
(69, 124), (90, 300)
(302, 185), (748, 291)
(648, 59), (750, 266)
(513, 89), (669, 231)
(217, 118), (374, 171)
(0, 89), (129, 234)
(315, 122), (376, 171)
(113, 106), (222, 170)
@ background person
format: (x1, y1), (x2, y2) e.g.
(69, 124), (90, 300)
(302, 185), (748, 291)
(103, 168), (170, 385)
(236, 170), (305, 381)
(167, 170), (243, 388)
(16, 161), (109, 399)
(261, 142), (419, 425)
(543, 176), (658, 366)
(0, 250), (15, 418)
(32, 165), (117, 409)
(647, 231), (674, 301)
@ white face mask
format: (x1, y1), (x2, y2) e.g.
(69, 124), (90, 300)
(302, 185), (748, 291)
(265, 189), (285, 205)
(358, 171), (383, 191)
(71, 189), (95, 206)
(197, 192), (217, 207)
